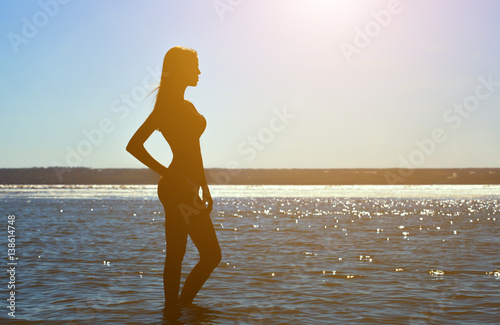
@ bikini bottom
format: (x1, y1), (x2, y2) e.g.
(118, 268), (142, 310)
(157, 173), (207, 226)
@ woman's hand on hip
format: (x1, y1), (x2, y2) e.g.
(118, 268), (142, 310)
(202, 185), (213, 213)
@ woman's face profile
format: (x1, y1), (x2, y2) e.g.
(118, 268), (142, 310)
(174, 55), (200, 87)
(187, 57), (200, 87)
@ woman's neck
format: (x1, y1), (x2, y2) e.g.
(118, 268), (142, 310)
(163, 78), (187, 102)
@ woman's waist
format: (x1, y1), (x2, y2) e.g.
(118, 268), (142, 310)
(166, 163), (203, 188)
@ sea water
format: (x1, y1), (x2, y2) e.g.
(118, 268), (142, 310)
(0, 185), (499, 324)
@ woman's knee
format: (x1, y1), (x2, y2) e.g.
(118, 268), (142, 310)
(200, 246), (222, 269)
(213, 247), (222, 266)
(166, 246), (186, 265)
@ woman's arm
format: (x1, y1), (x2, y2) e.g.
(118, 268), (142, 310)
(126, 113), (169, 176)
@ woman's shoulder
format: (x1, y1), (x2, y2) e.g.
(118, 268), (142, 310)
(184, 100), (196, 109)
(152, 99), (180, 117)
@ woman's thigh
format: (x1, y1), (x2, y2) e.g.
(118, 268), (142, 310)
(158, 177), (190, 254)
(158, 175), (205, 225)
(158, 175), (219, 257)
(187, 210), (221, 260)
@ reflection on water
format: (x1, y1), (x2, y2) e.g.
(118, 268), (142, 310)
(0, 185), (499, 324)
(2, 184), (500, 199)
(162, 304), (222, 324)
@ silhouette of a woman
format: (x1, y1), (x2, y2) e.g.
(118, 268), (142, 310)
(126, 46), (221, 306)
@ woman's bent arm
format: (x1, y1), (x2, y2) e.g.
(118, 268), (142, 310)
(126, 114), (169, 176)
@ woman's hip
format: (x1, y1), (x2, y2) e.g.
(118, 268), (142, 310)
(158, 174), (202, 207)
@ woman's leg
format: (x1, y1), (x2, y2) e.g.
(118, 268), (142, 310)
(163, 203), (189, 305)
(178, 209), (222, 305)
(159, 176), (190, 306)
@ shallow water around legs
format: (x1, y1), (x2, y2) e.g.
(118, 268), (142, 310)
(0, 185), (499, 324)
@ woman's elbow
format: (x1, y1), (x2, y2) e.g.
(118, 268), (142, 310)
(126, 140), (142, 155)
(126, 141), (133, 154)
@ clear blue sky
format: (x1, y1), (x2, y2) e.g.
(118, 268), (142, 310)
(1, 0), (500, 169)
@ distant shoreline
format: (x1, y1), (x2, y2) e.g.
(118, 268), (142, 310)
(1, 167), (499, 185)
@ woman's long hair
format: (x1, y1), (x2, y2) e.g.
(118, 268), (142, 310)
(151, 46), (197, 130)
(153, 46), (198, 102)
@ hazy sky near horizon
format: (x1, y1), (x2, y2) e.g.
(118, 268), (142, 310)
(1, 0), (500, 169)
